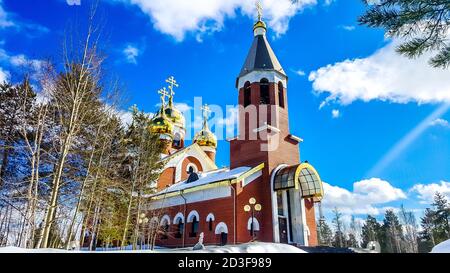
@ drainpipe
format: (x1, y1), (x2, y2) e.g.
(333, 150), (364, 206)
(229, 181), (236, 245)
(180, 191), (187, 248)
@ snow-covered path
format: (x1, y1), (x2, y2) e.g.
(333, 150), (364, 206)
(0, 242), (306, 253)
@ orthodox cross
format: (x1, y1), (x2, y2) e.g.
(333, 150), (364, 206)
(165, 76), (179, 97)
(256, 1), (263, 21)
(158, 87), (169, 105)
(201, 104), (211, 121)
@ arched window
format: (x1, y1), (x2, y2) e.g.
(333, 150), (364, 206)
(243, 81), (251, 107)
(173, 132), (182, 148)
(175, 218), (184, 238)
(247, 217), (260, 237)
(206, 213), (215, 231)
(190, 216), (199, 237)
(278, 82), (285, 108)
(259, 78), (270, 105)
(209, 219), (213, 231)
(160, 218), (170, 239)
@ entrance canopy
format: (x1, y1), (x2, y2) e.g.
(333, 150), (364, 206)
(273, 163), (323, 202)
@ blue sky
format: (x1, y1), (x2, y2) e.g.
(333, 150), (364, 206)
(1, 0), (449, 226)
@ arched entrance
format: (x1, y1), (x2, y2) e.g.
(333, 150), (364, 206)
(270, 162), (324, 245)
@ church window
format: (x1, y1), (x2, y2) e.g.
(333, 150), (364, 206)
(243, 81), (251, 107)
(161, 220), (169, 239)
(277, 191), (284, 216)
(259, 78), (270, 105)
(278, 82), (285, 108)
(175, 218), (184, 238)
(208, 219), (213, 231)
(173, 133), (182, 148)
(190, 216), (199, 237)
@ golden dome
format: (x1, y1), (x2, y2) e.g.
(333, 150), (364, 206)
(149, 108), (174, 136)
(194, 104), (217, 148)
(164, 99), (185, 128)
(194, 128), (217, 148)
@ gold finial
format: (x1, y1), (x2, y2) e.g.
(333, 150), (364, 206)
(165, 76), (179, 98)
(256, 1), (263, 22)
(158, 87), (169, 105)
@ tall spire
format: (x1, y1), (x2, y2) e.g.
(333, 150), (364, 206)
(238, 1), (285, 78)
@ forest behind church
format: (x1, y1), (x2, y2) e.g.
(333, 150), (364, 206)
(0, 9), (168, 250)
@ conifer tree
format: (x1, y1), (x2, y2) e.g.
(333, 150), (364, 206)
(361, 215), (382, 248)
(359, 0), (450, 68)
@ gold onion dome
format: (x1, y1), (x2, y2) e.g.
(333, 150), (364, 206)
(150, 88), (174, 137)
(194, 105), (217, 148)
(150, 108), (174, 136)
(164, 98), (185, 128)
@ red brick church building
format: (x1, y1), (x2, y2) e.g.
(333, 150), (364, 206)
(146, 11), (324, 248)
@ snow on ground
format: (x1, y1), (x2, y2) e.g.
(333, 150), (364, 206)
(0, 242), (305, 253)
(431, 239), (450, 253)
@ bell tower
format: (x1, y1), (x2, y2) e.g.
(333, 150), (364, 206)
(230, 4), (301, 172)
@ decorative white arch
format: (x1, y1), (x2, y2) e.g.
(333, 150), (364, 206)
(206, 213), (215, 222)
(187, 210), (200, 223)
(214, 222), (228, 234)
(247, 217), (260, 231)
(186, 162), (198, 173)
(160, 215), (171, 226)
(173, 212), (185, 224)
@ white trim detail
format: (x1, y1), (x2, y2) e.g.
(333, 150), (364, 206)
(160, 215), (171, 226)
(173, 212), (185, 224)
(237, 70), (287, 90)
(215, 222), (228, 234)
(242, 170), (262, 187)
(206, 213), (215, 222)
(247, 217), (260, 231)
(270, 164), (288, 243)
(253, 123), (281, 134)
(186, 163), (198, 173)
(187, 210), (200, 223)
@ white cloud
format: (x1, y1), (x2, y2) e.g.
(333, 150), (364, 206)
(292, 68), (306, 76)
(341, 25), (355, 31)
(123, 45), (140, 64)
(331, 109), (340, 119)
(309, 39), (450, 105)
(410, 181), (450, 204)
(0, 66), (9, 82)
(429, 118), (449, 128)
(322, 178), (406, 215)
(0, 0), (13, 28)
(118, 0), (317, 41)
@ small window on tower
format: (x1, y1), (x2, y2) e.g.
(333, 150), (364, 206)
(278, 82), (285, 108)
(260, 78), (270, 105)
(244, 81), (251, 107)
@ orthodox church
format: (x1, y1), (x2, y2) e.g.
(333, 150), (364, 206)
(146, 8), (324, 248)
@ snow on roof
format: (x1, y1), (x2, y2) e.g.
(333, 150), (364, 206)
(152, 166), (252, 197)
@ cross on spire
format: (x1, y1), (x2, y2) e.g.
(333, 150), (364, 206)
(165, 76), (179, 97)
(201, 104), (211, 120)
(256, 1), (263, 21)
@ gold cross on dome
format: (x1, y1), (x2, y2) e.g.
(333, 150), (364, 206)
(201, 104), (211, 119)
(256, 1), (263, 21)
(158, 87), (169, 104)
(165, 76), (179, 97)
